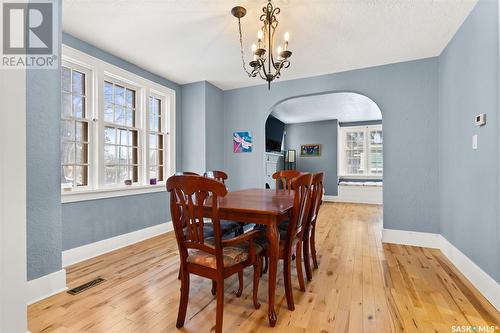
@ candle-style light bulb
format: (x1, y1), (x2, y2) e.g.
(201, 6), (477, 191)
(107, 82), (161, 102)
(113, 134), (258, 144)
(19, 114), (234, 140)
(284, 32), (290, 51)
(251, 43), (257, 53)
(277, 45), (283, 60)
(257, 30), (263, 49)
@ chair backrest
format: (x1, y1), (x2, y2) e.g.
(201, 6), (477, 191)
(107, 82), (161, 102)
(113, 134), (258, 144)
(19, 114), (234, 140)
(204, 170), (228, 184)
(287, 173), (313, 241)
(167, 175), (228, 268)
(175, 171), (199, 176)
(272, 170), (301, 190)
(309, 172), (325, 224)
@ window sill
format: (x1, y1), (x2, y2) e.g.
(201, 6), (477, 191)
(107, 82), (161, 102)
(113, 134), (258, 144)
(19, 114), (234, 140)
(61, 184), (166, 203)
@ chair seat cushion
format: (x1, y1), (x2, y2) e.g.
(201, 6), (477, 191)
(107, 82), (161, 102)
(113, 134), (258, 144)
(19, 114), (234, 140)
(187, 240), (263, 269)
(183, 220), (240, 239)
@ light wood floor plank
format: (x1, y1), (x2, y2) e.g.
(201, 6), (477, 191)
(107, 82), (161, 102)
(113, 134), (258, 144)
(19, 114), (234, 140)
(28, 203), (500, 332)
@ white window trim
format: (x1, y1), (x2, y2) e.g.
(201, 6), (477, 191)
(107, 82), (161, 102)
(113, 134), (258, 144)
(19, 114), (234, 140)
(338, 124), (383, 179)
(61, 45), (176, 203)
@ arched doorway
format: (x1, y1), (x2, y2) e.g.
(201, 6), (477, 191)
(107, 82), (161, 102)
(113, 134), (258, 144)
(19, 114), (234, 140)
(264, 92), (383, 205)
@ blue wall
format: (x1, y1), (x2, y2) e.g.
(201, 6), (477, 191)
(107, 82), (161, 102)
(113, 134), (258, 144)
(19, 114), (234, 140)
(181, 81), (206, 173)
(438, 0), (499, 282)
(223, 58), (440, 234)
(205, 82), (225, 171)
(284, 120), (338, 196)
(60, 34), (182, 252)
(181, 81), (224, 173)
(26, 0), (63, 280)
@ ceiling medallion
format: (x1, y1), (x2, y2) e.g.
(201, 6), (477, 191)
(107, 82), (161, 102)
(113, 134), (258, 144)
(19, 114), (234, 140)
(231, 0), (292, 90)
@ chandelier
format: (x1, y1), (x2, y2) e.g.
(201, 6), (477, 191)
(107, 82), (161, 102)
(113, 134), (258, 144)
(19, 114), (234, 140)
(231, 0), (292, 90)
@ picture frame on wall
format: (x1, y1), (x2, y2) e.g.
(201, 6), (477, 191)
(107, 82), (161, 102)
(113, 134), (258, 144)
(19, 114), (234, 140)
(233, 131), (253, 153)
(300, 144), (321, 157)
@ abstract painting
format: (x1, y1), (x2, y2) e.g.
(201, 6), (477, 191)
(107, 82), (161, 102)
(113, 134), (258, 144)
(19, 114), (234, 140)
(300, 144), (321, 157)
(233, 131), (253, 153)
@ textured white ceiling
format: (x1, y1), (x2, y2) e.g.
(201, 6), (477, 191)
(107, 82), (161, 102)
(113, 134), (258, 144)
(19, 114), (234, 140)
(271, 92), (382, 124)
(62, 0), (477, 90)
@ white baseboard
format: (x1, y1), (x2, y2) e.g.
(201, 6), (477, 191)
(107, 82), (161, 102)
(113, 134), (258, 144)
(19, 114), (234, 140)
(62, 222), (173, 267)
(27, 269), (67, 305)
(382, 229), (500, 311)
(382, 229), (442, 249)
(323, 195), (338, 202)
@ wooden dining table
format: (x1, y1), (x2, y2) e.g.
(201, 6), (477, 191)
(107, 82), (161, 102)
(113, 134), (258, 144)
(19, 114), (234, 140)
(204, 188), (295, 327)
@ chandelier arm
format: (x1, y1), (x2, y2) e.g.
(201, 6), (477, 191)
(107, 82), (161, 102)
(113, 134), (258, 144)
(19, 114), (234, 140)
(270, 20), (280, 70)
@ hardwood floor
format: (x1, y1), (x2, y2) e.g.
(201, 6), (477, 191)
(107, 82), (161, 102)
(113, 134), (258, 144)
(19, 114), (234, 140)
(28, 203), (499, 332)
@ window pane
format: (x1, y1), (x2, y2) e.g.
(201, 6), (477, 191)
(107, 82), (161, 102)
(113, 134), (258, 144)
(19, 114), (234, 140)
(345, 131), (364, 175)
(118, 129), (128, 146)
(370, 130), (383, 144)
(75, 143), (88, 164)
(149, 166), (157, 179)
(118, 146), (128, 164)
(62, 93), (72, 117)
(104, 145), (117, 164)
(73, 95), (84, 118)
(149, 149), (157, 165)
(114, 106), (125, 125)
(75, 165), (88, 186)
(104, 82), (113, 107)
(62, 67), (71, 92)
(125, 109), (134, 127)
(114, 85), (125, 106)
(149, 112), (157, 131)
(75, 121), (88, 142)
(61, 142), (75, 164)
(118, 166), (129, 183)
(104, 127), (116, 144)
(61, 166), (73, 186)
(149, 134), (156, 149)
(105, 166), (117, 184)
(126, 89), (135, 108)
(104, 104), (113, 123)
(72, 71), (85, 95)
(61, 120), (74, 141)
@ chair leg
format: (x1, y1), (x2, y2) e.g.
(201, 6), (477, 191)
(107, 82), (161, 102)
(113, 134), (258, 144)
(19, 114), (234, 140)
(263, 255), (268, 274)
(215, 277), (224, 333)
(296, 241), (306, 292)
(176, 268), (190, 328)
(303, 229), (312, 282)
(252, 260), (261, 309)
(311, 223), (319, 269)
(283, 254), (295, 311)
(236, 271), (243, 297)
(211, 280), (217, 296)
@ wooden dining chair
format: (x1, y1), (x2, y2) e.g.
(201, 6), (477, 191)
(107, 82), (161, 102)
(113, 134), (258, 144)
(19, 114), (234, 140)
(303, 172), (324, 281)
(272, 170), (301, 190)
(256, 173), (313, 311)
(175, 171), (199, 176)
(204, 170), (228, 184)
(167, 175), (263, 333)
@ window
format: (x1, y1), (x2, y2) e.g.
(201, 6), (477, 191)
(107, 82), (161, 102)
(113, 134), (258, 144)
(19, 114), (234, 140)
(148, 95), (166, 182)
(103, 80), (139, 185)
(339, 124), (383, 177)
(61, 46), (176, 202)
(60, 64), (91, 189)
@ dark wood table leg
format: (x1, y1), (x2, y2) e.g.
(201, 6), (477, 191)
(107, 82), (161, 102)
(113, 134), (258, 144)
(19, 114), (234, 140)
(266, 219), (279, 327)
